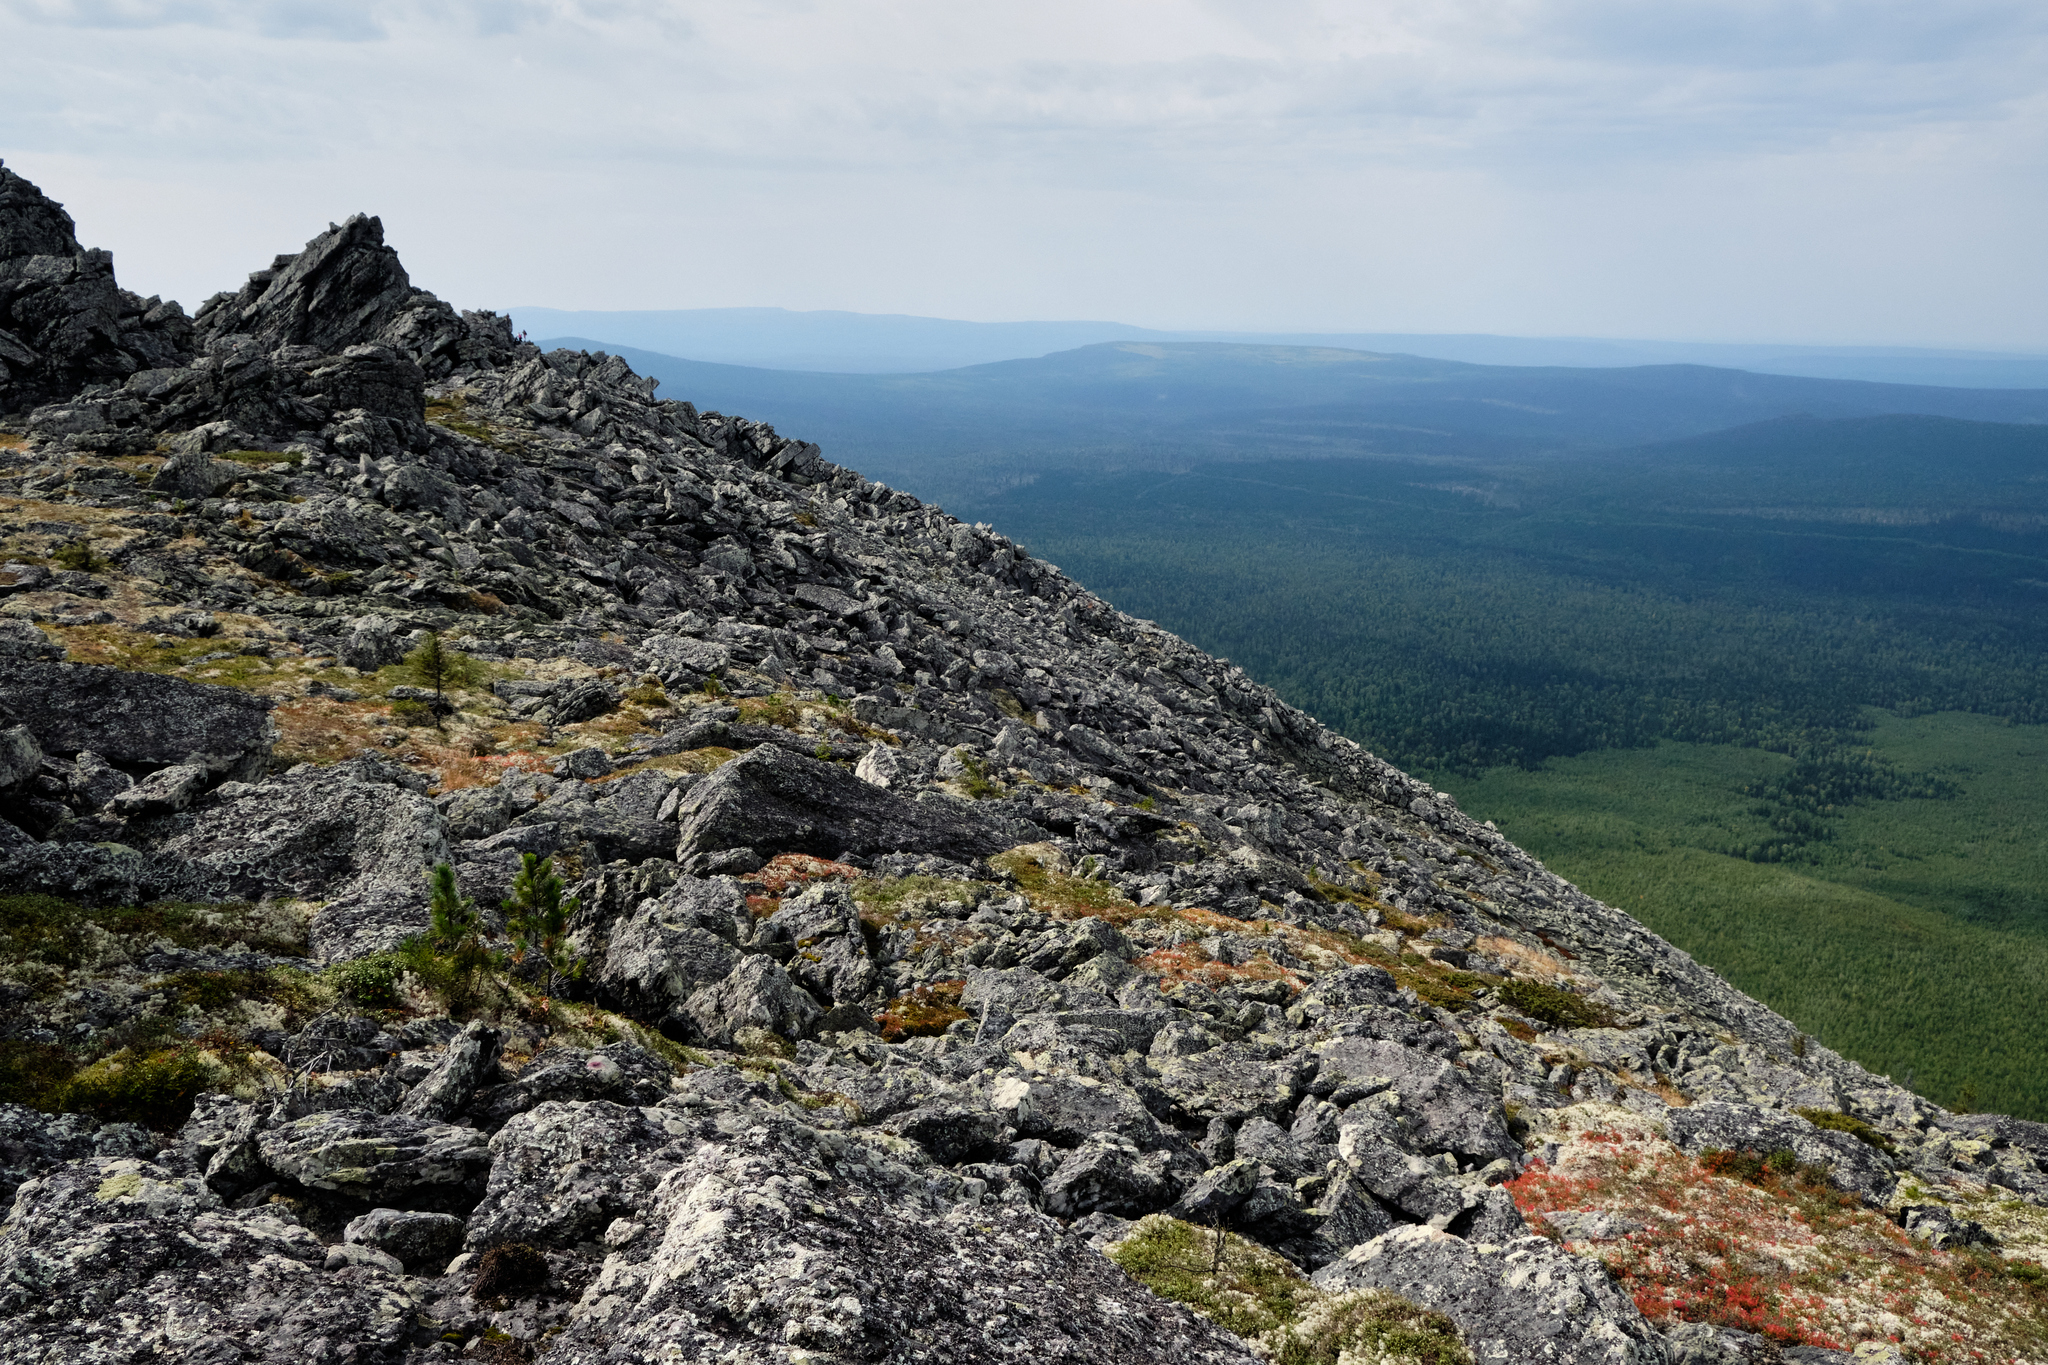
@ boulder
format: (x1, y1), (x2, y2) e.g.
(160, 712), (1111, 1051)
(470, 1041), (675, 1131)
(1041, 1132), (1177, 1217)
(1312, 1224), (1670, 1365)
(769, 882), (879, 1005)
(343, 1206), (466, 1270)
(105, 761), (209, 816)
(465, 1100), (684, 1249)
(0, 723), (40, 789)
(1314, 1035), (1520, 1161)
(397, 1019), (503, 1122)
(1154, 1042), (1315, 1127)
(255, 1110), (491, 1203)
(0, 1155), (417, 1363)
(684, 954), (824, 1046)
(0, 1102), (153, 1205)
(0, 661), (274, 779)
(127, 755), (449, 962)
(0, 619), (64, 663)
(673, 743), (1026, 866)
(596, 877), (746, 1025)
(66, 750), (132, 811)
(878, 1104), (1010, 1165)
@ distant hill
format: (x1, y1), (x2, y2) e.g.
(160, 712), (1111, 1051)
(538, 336), (2048, 505)
(514, 305), (2048, 388)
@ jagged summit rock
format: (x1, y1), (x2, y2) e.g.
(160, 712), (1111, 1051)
(193, 213), (415, 355)
(1, 163), (2045, 1365)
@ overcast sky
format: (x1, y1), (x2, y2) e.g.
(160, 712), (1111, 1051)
(5, 0), (2046, 347)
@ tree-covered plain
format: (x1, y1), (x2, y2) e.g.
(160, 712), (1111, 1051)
(977, 414), (2048, 1116)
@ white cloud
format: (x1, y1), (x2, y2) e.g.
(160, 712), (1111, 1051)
(2, 0), (2044, 345)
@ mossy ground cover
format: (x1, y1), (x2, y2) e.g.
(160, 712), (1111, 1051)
(1108, 1214), (1470, 1365)
(0, 893), (323, 1123)
(1504, 1112), (2048, 1362)
(1440, 711), (2048, 1118)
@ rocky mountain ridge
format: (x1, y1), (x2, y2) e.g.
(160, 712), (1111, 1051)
(1, 159), (2045, 1364)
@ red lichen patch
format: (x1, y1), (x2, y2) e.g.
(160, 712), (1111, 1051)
(876, 980), (969, 1042)
(745, 895), (781, 920)
(1502, 1122), (2048, 1362)
(756, 853), (862, 897)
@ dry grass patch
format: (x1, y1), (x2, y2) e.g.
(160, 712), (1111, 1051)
(990, 843), (1154, 926)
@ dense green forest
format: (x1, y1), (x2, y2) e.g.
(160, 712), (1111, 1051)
(977, 414), (2048, 1117)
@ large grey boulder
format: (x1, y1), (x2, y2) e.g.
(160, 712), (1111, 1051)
(255, 1110), (491, 1202)
(0, 661), (274, 779)
(0, 1102), (153, 1205)
(465, 1100), (685, 1250)
(1040, 1132), (1176, 1217)
(343, 1206), (466, 1270)
(1154, 1042), (1315, 1126)
(683, 953), (823, 1046)
(596, 877), (746, 1026)
(128, 755), (449, 961)
(768, 882), (879, 1005)
(673, 743), (1026, 865)
(1313, 1224), (1671, 1365)
(194, 213), (414, 356)
(0, 619), (64, 663)
(1315, 1034), (1521, 1162)
(470, 1042), (675, 1131)
(537, 1100), (1261, 1365)
(0, 723), (40, 789)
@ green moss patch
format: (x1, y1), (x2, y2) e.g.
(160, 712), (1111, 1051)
(1107, 1215), (1470, 1365)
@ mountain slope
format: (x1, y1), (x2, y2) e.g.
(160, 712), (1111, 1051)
(3, 160), (2047, 1364)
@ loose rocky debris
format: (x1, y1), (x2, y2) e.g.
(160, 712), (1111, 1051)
(4, 159), (2047, 1363)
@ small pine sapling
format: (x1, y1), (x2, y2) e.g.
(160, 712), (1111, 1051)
(406, 629), (473, 700)
(503, 852), (584, 982)
(417, 861), (494, 1014)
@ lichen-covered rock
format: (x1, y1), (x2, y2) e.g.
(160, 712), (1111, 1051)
(1313, 1224), (1671, 1365)
(343, 1206), (466, 1270)
(255, 1109), (490, 1203)
(0, 1103), (153, 1205)
(0, 1155), (419, 1365)
(674, 742), (1028, 864)
(683, 952), (824, 1046)
(469, 1041), (676, 1131)
(1666, 1101), (1897, 1203)
(124, 755), (449, 961)
(1315, 1034), (1520, 1161)
(0, 661), (274, 779)
(397, 1019), (502, 1122)
(544, 1104), (1260, 1365)
(594, 875), (745, 1023)
(1155, 1041), (1314, 1126)
(464, 1099), (688, 1250)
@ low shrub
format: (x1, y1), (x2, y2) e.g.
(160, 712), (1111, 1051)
(1497, 978), (1617, 1030)
(328, 955), (403, 1010)
(1795, 1107), (1897, 1154)
(472, 1242), (549, 1299)
(875, 981), (969, 1041)
(61, 1042), (230, 1128)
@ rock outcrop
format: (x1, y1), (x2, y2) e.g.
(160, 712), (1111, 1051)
(1, 159), (2043, 1365)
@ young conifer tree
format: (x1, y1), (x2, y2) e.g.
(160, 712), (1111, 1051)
(503, 852), (582, 981)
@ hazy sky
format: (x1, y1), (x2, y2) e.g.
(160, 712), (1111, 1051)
(5, 1), (2046, 347)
